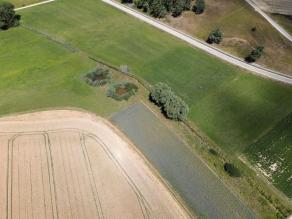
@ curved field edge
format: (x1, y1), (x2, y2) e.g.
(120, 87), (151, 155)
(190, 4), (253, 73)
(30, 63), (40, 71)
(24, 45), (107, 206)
(0, 0), (291, 208)
(0, 110), (191, 219)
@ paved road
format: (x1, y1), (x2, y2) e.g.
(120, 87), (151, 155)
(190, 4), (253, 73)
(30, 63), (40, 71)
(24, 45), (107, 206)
(15, 0), (55, 11)
(245, 0), (292, 43)
(103, 0), (292, 85)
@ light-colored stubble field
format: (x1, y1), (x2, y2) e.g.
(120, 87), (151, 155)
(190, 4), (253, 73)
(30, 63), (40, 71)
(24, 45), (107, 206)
(0, 110), (190, 219)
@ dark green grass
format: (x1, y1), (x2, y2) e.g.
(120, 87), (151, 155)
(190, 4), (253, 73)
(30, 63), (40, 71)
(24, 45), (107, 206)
(245, 113), (292, 197)
(18, 0), (292, 152)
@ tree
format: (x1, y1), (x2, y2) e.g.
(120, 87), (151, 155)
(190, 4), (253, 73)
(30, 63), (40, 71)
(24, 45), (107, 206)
(183, 0), (191, 10)
(163, 0), (174, 12)
(134, 0), (145, 8)
(172, 0), (184, 17)
(207, 28), (223, 44)
(192, 0), (205, 14)
(150, 82), (189, 121)
(149, 0), (167, 18)
(0, 2), (20, 30)
(121, 0), (133, 3)
(150, 82), (172, 106)
(143, 2), (149, 12)
(245, 46), (264, 63)
(163, 95), (189, 121)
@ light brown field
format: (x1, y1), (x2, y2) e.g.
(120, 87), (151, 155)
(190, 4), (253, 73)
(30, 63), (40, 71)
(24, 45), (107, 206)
(0, 110), (191, 219)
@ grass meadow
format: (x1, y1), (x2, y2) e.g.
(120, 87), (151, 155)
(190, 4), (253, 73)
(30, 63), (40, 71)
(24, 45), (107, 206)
(2, 0), (292, 200)
(17, 0), (292, 149)
(12, 0), (42, 7)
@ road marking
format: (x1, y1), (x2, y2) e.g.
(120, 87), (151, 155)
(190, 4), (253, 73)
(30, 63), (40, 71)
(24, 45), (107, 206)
(103, 0), (292, 85)
(15, 0), (55, 11)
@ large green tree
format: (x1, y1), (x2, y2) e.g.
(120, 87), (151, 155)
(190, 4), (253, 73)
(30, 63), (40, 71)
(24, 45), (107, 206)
(0, 2), (20, 30)
(150, 82), (189, 121)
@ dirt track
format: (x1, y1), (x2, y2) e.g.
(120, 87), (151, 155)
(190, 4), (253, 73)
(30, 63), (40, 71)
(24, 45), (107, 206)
(0, 110), (190, 219)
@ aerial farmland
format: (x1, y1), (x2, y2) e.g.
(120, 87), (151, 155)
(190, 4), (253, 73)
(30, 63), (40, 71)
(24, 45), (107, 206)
(0, 0), (292, 218)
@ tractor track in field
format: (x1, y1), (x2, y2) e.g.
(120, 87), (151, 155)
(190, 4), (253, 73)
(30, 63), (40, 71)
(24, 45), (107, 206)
(0, 111), (191, 219)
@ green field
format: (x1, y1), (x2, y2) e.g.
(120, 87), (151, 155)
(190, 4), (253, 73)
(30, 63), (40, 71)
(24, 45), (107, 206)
(17, 0), (292, 147)
(245, 112), (292, 197)
(112, 103), (256, 218)
(11, 0), (42, 7)
(0, 27), (140, 117)
(2, 0), (292, 198)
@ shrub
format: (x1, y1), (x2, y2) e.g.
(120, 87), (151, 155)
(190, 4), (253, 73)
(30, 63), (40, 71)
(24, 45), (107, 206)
(251, 26), (256, 32)
(121, 0), (133, 3)
(0, 2), (20, 30)
(224, 163), (241, 177)
(245, 46), (264, 63)
(85, 68), (112, 87)
(208, 148), (218, 156)
(150, 82), (189, 121)
(192, 0), (205, 14)
(207, 28), (223, 44)
(107, 82), (138, 101)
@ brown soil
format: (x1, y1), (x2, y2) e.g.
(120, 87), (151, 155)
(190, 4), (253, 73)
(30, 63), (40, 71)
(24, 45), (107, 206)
(116, 87), (128, 95)
(94, 74), (106, 81)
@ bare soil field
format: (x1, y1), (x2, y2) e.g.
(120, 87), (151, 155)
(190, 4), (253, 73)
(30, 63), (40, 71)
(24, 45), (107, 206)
(0, 110), (190, 219)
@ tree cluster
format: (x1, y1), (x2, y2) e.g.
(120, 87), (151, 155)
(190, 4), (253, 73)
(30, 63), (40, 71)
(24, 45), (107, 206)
(245, 46), (264, 63)
(133, 0), (191, 18)
(207, 28), (223, 44)
(150, 82), (189, 121)
(0, 2), (20, 30)
(192, 0), (205, 14)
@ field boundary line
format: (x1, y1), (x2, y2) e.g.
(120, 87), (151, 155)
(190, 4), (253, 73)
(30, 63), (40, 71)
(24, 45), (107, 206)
(105, 120), (195, 218)
(137, 102), (257, 216)
(15, 0), (55, 11)
(102, 0), (292, 85)
(244, 0), (292, 43)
